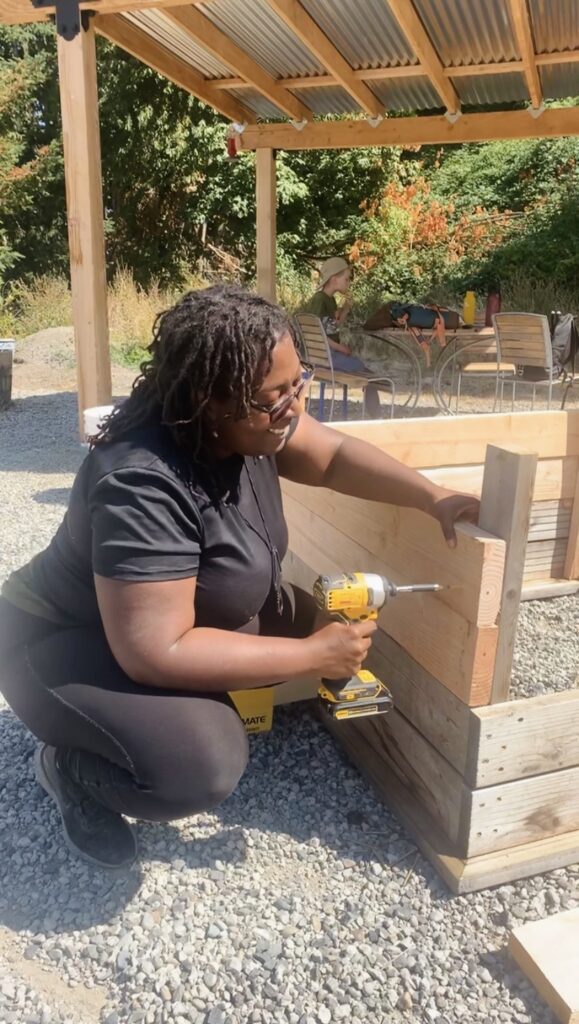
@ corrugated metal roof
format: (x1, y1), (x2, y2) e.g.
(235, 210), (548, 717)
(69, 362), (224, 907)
(197, 0), (324, 78)
(290, 85), (361, 116)
(370, 76), (441, 112)
(124, 10), (232, 79)
(226, 87), (284, 120)
(112, 0), (579, 122)
(529, 0), (579, 53)
(452, 72), (529, 106)
(540, 62), (579, 99)
(301, 0), (417, 69)
(413, 0), (518, 66)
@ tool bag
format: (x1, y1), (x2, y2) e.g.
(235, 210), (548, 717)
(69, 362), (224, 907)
(364, 301), (460, 332)
(390, 301), (461, 331)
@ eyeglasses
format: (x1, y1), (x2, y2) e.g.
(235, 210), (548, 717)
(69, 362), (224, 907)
(249, 361), (315, 423)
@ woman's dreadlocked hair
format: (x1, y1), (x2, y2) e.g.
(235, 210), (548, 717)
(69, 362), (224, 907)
(93, 284), (295, 457)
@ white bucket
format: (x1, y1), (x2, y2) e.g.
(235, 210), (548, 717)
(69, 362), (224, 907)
(83, 404), (115, 440)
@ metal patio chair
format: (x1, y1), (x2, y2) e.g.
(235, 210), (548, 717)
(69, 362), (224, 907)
(492, 312), (561, 410)
(295, 314), (395, 421)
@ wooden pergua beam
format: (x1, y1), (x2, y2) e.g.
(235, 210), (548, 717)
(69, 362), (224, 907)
(240, 106), (579, 150)
(508, 0), (543, 109)
(385, 0), (460, 112)
(163, 5), (310, 121)
(266, 0), (384, 117)
(256, 149), (277, 303)
(57, 18), (112, 426)
(94, 14), (255, 123)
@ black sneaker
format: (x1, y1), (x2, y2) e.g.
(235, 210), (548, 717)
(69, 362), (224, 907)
(34, 744), (137, 870)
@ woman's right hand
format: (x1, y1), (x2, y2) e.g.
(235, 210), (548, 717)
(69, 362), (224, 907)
(306, 620), (377, 679)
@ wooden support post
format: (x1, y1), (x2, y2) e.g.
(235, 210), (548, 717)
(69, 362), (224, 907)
(57, 17), (112, 429)
(479, 445), (538, 703)
(563, 471), (579, 580)
(255, 148), (276, 302)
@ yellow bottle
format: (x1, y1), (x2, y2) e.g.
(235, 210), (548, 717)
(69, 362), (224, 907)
(463, 290), (476, 326)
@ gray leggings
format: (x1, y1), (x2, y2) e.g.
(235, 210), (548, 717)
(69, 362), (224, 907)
(0, 587), (314, 822)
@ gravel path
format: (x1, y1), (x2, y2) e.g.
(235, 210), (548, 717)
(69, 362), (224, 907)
(0, 362), (578, 1024)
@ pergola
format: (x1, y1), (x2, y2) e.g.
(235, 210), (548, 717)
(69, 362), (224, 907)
(1, 0), (579, 422)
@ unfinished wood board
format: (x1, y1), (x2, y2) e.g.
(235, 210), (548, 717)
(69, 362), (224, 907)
(524, 539), (567, 581)
(423, 457), (579, 503)
(521, 579), (579, 600)
(334, 708), (468, 844)
(283, 497), (498, 705)
(282, 479), (505, 627)
(256, 149), (276, 302)
(509, 910), (579, 1024)
(528, 500), (572, 541)
(282, 549), (474, 774)
(467, 764), (579, 857)
(324, 712), (579, 894)
(57, 20), (112, 426)
(564, 472), (579, 579)
(470, 691), (579, 786)
(479, 447), (537, 703)
(331, 410), (579, 468)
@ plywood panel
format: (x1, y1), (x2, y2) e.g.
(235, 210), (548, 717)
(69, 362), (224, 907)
(283, 495), (498, 705)
(281, 479), (505, 627)
(330, 410), (579, 468)
(471, 691), (579, 786)
(467, 765), (579, 857)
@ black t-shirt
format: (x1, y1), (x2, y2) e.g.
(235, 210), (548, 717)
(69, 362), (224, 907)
(2, 420), (290, 632)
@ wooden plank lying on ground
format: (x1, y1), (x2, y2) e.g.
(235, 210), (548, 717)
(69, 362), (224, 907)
(479, 447), (537, 703)
(467, 764), (579, 857)
(283, 496), (498, 705)
(521, 579), (579, 600)
(283, 550), (474, 773)
(423, 457), (579, 502)
(509, 910), (579, 1024)
(331, 410), (579, 467)
(324, 711), (579, 894)
(469, 691), (579, 786)
(282, 479), (505, 627)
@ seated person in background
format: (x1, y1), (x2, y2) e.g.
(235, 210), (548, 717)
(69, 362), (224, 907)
(303, 257), (381, 418)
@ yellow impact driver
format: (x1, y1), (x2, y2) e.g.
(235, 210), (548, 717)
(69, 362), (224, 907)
(312, 572), (444, 722)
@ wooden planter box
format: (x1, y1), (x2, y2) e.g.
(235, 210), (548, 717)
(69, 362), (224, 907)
(281, 410), (579, 893)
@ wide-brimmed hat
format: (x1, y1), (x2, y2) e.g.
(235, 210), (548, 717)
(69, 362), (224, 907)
(319, 257), (350, 287)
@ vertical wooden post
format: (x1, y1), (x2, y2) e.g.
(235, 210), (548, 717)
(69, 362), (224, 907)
(256, 148), (276, 302)
(57, 17), (112, 430)
(563, 472), (579, 580)
(479, 445), (538, 703)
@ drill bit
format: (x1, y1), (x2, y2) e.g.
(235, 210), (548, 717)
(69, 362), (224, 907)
(394, 583), (446, 593)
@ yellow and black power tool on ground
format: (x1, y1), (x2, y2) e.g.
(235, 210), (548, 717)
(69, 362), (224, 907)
(312, 572), (444, 722)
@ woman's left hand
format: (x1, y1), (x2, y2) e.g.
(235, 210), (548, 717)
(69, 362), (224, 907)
(431, 491), (481, 548)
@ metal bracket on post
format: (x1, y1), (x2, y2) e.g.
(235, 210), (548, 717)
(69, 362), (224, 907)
(32, 0), (92, 40)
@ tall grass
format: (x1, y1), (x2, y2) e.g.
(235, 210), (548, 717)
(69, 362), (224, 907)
(2, 266), (577, 361)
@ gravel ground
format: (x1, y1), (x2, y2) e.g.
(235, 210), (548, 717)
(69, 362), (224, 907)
(0, 351), (578, 1024)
